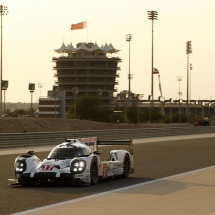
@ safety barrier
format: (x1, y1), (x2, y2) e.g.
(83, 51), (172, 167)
(0, 126), (215, 149)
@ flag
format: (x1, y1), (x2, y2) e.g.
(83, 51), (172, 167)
(153, 68), (159, 74)
(71, 21), (87, 30)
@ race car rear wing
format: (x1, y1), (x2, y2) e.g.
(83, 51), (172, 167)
(78, 137), (133, 155)
(97, 139), (133, 155)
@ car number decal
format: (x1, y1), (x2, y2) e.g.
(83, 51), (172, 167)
(41, 165), (54, 171)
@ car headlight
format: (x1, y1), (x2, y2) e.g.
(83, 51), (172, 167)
(16, 167), (24, 171)
(15, 162), (26, 173)
(70, 159), (86, 174)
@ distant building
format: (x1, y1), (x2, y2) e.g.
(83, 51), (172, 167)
(38, 91), (65, 118)
(39, 42), (121, 118)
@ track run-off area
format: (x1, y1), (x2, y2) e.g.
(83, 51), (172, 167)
(1, 134), (215, 215)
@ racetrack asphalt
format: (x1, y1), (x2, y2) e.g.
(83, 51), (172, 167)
(1, 136), (215, 215)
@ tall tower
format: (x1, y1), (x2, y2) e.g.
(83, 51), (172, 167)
(52, 42), (121, 111)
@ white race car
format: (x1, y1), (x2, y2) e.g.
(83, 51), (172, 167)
(10, 137), (134, 186)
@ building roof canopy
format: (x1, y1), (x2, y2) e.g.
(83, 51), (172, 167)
(89, 43), (103, 52)
(62, 43), (76, 53)
(55, 42), (120, 54)
(109, 43), (120, 53)
(54, 42), (66, 53)
(76, 43), (90, 52)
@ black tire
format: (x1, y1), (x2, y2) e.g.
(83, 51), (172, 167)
(123, 154), (130, 178)
(90, 158), (98, 185)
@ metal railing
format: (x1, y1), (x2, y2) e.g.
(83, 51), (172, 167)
(1, 126), (215, 149)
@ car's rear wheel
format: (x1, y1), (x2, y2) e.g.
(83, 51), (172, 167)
(123, 154), (130, 178)
(90, 158), (98, 185)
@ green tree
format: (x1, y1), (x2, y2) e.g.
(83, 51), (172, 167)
(67, 94), (112, 122)
(189, 113), (195, 124)
(110, 111), (125, 123)
(163, 115), (171, 123)
(139, 108), (163, 123)
(95, 108), (112, 122)
(171, 112), (187, 123)
(126, 107), (138, 123)
(124, 107), (163, 123)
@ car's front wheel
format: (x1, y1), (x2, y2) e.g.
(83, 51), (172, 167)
(90, 158), (98, 185)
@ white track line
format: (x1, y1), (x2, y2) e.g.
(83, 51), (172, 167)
(134, 133), (215, 144)
(12, 165), (215, 215)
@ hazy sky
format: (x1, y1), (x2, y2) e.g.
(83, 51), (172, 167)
(1, 0), (215, 103)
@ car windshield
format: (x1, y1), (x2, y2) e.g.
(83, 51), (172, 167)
(47, 147), (90, 159)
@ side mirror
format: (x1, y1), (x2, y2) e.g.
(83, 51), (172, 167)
(28, 150), (35, 156)
(93, 150), (101, 155)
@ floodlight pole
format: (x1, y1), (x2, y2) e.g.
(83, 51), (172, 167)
(179, 99), (182, 123)
(0, 5), (8, 118)
(148, 95), (152, 122)
(137, 94), (144, 123)
(170, 101), (172, 123)
(29, 83), (35, 117)
(126, 34), (132, 107)
(138, 96), (140, 123)
(190, 64), (193, 102)
(170, 98), (173, 123)
(3, 89), (5, 115)
(177, 76), (182, 123)
(0, 7), (2, 117)
(2, 80), (8, 116)
(195, 101), (198, 123)
(186, 41), (192, 122)
(30, 91), (33, 117)
(187, 54), (189, 121)
(151, 19), (154, 103)
(148, 10), (158, 106)
(214, 103), (215, 117)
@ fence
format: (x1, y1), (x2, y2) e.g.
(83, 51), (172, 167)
(1, 126), (215, 149)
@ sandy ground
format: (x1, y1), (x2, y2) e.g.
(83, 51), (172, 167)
(0, 118), (193, 133)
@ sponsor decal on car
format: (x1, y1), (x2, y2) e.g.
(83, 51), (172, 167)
(112, 162), (123, 173)
(103, 163), (108, 178)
